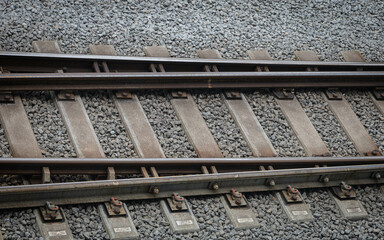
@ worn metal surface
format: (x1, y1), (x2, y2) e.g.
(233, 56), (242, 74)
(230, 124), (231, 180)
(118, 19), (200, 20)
(171, 93), (223, 157)
(1, 156), (384, 175)
(0, 164), (382, 209)
(276, 97), (330, 156)
(52, 88), (104, 158)
(2, 71), (384, 91)
(255, 50), (330, 157)
(198, 49), (276, 157)
(0, 95), (42, 157)
(34, 41), (104, 159)
(296, 50), (381, 156)
(3, 51), (383, 70)
(114, 93), (165, 158)
(224, 94), (277, 157)
(91, 45), (164, 158)
(145, 46), (223, 158)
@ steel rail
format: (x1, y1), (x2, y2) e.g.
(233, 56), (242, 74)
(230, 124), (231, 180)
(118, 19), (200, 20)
(1, 51), (384, 68)
(1, 71), (384, 90)
(1, 156), (384, 166)
(1, 156), (384, 175)
(0, 163), (383, 209)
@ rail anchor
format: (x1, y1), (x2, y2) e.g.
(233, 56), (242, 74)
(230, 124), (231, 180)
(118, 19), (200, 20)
(39, 202), (64, 222)
(167, 193), (188, 212)
(332, 181), (356, 199)
(104, 197), (127, 217)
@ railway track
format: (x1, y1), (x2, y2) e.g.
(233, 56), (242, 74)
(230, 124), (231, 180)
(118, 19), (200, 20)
(0, 42), (384, 239)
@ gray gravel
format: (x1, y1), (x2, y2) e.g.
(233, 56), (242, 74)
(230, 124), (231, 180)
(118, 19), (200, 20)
(138, 90), (197, 158)
(1, 0), (384, 239)
(21, 91), (76, 158)
(82, 91), (137, 158)
(0, 123), (10, 158)
(192, 90), (252, 157)
(343, 90), (384, 153)
(0, 1), (383, 62)
(0, 209), (41, 240)
(244, 186), (384, 239)
(295, 89), (359, 157)
(62, 204), (108, 240)
(245, 90), (305, 157)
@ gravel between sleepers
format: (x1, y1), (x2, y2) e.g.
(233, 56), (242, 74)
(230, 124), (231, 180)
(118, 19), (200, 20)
(191, 90), (253, 158)
(138, 90), (197, 158)
(21, 91), (76, 158)
(62, 204), (108, 240)
(295, 89), (359, 157)
(245, 90), (305, 157)
(0, 209), (41, 240)
(82, 90), (138, 158)
(0, 123), (11, 158)
(342, 90), (384, 153)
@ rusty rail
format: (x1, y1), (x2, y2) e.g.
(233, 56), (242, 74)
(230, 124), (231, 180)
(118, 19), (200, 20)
(0, 163), (383, 209)
(1, 51), (384, 90)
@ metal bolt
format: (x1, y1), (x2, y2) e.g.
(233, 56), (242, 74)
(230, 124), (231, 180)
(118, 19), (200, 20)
(212, 183), (219, 190)
(113, 207), (121, 214)
(322, 176), (329, 183)
(374, 172), (381, 180)
(152, 187), (159, 194)
(268, 179), (275, 186)
(122, 92), (128, 97)
(372, 150), (380, 156)
(65, 93), (71, 98)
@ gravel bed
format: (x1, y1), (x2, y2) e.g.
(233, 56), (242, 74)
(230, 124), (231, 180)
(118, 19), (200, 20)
(138, 90), (197, 158)
(82, 91), (137, 158)
(191, 90), (252, 157)
(244, 186), (384, 239)
(62, 204), (108, 240)
(0, 209), (41, 240)
(1, 1), (383, 61)
(21, 91), (76, 158)
(342, 90), (384, 153)
(0, 175), (23, 186)
(245, 90), (305, 157)
(0, 123), (11, 157)
(295, 89), (359, 157)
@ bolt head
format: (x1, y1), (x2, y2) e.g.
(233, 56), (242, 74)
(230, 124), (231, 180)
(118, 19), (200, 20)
(269, 180), (275, 186)
(153, 187), (159, 194)
(323, 177), (329, 183)
(212, 183), (219, 190)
